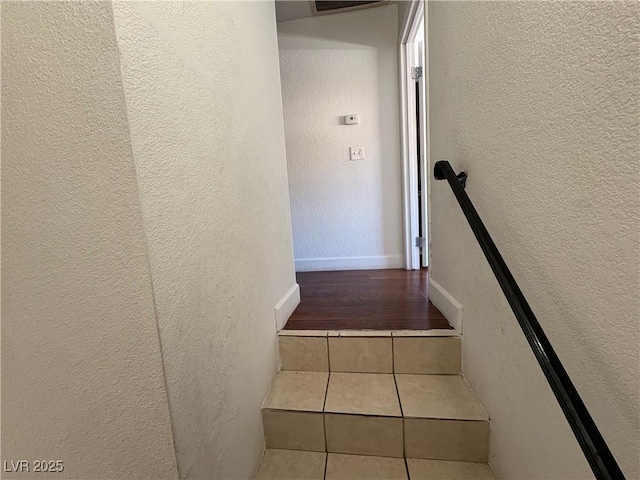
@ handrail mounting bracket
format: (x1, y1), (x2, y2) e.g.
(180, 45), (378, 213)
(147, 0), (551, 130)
(457, 172), (467, 189)
(434, 161), (467, 190)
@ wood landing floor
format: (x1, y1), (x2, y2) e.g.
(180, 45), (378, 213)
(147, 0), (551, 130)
(283, 269), (452, 331)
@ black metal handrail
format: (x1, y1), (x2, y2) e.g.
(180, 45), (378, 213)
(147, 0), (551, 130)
(434, 160), (624, 480)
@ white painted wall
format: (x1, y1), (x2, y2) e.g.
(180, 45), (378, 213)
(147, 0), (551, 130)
(428, 2), (639, 479)
(396, 0), (413, 38)
(1, 3), (178, 478)
(112, 2), (296, 478)
(3, 2), (296, 479)
(278, 5), (404, 271)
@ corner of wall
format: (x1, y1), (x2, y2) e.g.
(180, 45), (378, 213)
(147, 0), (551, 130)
(428, 275), (463, 333)
(274, 283), (301, 331)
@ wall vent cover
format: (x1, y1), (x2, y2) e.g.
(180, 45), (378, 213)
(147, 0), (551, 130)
(311, 0), (388, 16)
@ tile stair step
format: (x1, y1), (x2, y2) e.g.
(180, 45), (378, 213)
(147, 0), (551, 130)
(407, 458), (497, 479)
(254, 449), (497, 480)
(278, 333), (462, 374)
(277, 329), (460, 337)
(261, 371), (489, 462)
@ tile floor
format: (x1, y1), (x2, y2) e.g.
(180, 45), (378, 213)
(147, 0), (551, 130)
(264, 371), (487, 423)
(263, 371), (328, 412)
(325, 373), (401, 417)
(325, 413), (404, 458)
(404, 417), (490, 463)
(395, 375), (488, 420)
(328, 337), (393, 373)
(257, 331), (495, 478)
(278, 331), (462, 375)
(261, 371), (489, 462)
(254, 449), (497, 479)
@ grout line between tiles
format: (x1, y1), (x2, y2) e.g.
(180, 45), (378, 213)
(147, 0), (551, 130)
(391, 336), (400, 374)
(260, 407), (489, 421)
(326, 336), (332, 372)
(265, 408), (404, 419)
(404, 456), (411, 480)
(393, 373), (405, 460)
(323, 451), (328, 480)
(402, 415), (489, 422)
(403, 417), (408, 469)
(320, 451), (404, 459)
(323, 371), (330, 454)
(323, 371), (330, 412)
(393, 375), (403, 418)
(322, 411), (403, 421)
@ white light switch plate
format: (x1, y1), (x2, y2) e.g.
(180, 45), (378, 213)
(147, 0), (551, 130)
(349, 146), (365, 160)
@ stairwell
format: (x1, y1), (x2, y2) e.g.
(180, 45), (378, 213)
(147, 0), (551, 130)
(254, 330), (496, 479)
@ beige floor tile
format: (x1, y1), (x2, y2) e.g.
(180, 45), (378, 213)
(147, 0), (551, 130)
(254, 449), (326, 480)
(325, 373), (401, 416)
(329, 337), (393, 373)
(404, 418), (489, 462)
(262, 371), (328, 412)
(395, 375), (487, 420)
(262, 410), (326, 452)
(393, 337), (461, 374)
(406, 458), (496, 479)
(326, 453), (408, 480)
(280, 336), (329, 371)
(325, 413), (403, 458)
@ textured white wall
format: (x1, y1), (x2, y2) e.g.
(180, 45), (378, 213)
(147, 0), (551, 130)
(112, 2), (296, 478)
(278, 5), (404, 270)
(428, 2), (639, 479)
(1, 3), (178, 478)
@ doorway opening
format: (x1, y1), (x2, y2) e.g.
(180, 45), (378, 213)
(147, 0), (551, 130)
(400, 1), (428, 270)
(275, 1), (451, 332)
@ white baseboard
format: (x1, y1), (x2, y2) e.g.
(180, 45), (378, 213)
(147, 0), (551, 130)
(295, 255), (404, 272)
(429, 277), (463, 333)
(274, 283), (300, 331)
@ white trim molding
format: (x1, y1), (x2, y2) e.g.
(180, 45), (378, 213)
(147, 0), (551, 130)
(295, 255), (404, 272)
(274, 283), (300, 331)
(428, 277), (463, 333)
(399, 0), (426, 270)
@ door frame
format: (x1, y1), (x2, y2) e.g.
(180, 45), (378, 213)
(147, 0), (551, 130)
(399, 0), (427, 270)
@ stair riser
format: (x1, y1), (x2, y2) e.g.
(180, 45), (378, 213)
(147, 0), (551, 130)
(256, 450), (497, 480)
(262, 410), (325, 452)
(279, 336), (461, 374)
(405, 418), (489, 462)
(325, 414), (403, 458)
(262, 410), (488, 462)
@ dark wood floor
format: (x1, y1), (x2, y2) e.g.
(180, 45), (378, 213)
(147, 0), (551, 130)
(284, 269), (452, 330)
